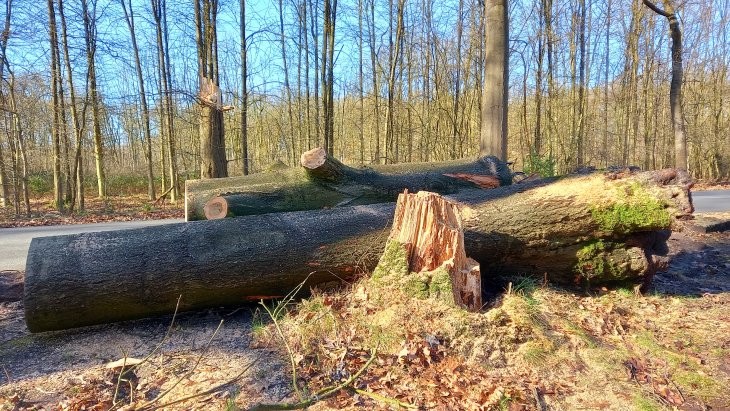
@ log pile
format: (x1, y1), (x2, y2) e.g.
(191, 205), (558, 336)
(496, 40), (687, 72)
(186, 147), (513, 220)
(24, 168), (692, 332)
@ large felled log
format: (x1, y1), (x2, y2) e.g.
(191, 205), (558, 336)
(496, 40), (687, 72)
(25, 169), (691, 332)
(186, 147), (512, 220)
(24, 205), (394, 333)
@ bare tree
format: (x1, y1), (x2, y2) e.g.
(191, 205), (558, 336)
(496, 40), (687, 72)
(643, 0), (687, 170)
(197, 0), (228, 178)
(81, 0), (106, 198)
(480, 0), (508, 160)
(120, 0), (155, 200)
(240, 0), (249, 174)
(47, 0), (64, 211)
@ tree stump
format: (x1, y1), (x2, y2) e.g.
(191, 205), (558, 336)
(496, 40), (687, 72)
(387, 190), (482, 311)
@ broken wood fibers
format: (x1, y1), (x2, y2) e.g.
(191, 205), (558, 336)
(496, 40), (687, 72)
(389, 190), (482, 311)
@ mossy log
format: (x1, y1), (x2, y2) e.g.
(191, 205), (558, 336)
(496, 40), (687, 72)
(24, 169), (691, 332)
(186, 147), (512, 220)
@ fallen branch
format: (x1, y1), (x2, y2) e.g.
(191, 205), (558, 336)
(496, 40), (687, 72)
(245, 346), (378, 411)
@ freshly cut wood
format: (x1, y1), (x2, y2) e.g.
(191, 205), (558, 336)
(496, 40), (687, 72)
(186, 147), (512, 220)
(25, 168), (691, 332)
(388, 191), (482, 311)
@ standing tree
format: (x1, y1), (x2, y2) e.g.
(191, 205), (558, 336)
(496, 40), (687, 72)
(120, 0), (155, 200)
(240, 0), (249, 175)
(196, 0), (228, 178)
(321, 0), (337, 156)
(480, 0), (508, 161)
(643, 0), (687, 170)
(46, 0), (64, 212)
(81, 0), (106, 198)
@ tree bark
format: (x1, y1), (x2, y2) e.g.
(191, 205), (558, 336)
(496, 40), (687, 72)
(25, 168), (692, 332)
(81, 0), (105, 198)
(642, 0), (687, 170)
(185, 147), (513, 220)
(121, 0), (155, 201)
(481, 0), (508, 160)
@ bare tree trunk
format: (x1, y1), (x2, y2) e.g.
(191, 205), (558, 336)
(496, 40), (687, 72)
(368, 0), (380, 163)
(576, 0), (587, 168)
(197, 0), (228, 179)
(279, 0), (296, 163)
(240, 0), (249, 175)
(358, 0), (365, 164)
(0, 0), (11, 209)
(310, 1), (320, 146)
(643, 0), (687, 170)
(121, 0), (155, 200)
(452, 0), (464, 160)
(384, 0), (404, 164)
(321, 0), (337, 155)
(534, 1), (544, 156)
(480, 0), (508, 160)
(603, 0), (611, 166)
(81, 0), (105, 198)
(47, 0), (65, 212)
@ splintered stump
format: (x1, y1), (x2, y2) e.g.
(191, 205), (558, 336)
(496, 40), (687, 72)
(25, 168), (691, 332)
(387, 191), (482, 311)
(190, 147), (511, 220)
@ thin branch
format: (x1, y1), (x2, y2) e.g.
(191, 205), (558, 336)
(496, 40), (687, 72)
(141, 319), (225, 407)
(141, 355), (261, 410)
(642, 0), (671, 17)
(245, 346), (378, 411)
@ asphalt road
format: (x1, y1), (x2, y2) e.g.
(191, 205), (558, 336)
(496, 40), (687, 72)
(0, 219), (184, 271)
(693, 190), (730, 213)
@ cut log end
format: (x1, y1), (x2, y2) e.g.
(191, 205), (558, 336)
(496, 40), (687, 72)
(204, 196), (228, 220)
(388, 190), (482, 311)
(300, 147), (328, 170)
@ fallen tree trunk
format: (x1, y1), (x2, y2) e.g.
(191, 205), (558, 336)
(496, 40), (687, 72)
(25, 169), (692, 332)
(186, 147), (512, 220)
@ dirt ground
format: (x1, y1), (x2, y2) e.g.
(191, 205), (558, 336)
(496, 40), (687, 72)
(0, 224), (728, 410)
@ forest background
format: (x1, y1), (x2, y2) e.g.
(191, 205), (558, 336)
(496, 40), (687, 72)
(0, 0), (728, 215)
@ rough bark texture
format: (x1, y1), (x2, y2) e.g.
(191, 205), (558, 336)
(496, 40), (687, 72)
(25, 168), (691, 332)
(186, 147), (512, 221)
(481, 0), (509, 160)
(24, 205), (393, 333)
(389, 191), (482, 311)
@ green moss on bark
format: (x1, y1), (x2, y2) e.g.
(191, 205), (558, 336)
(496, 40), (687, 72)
(591, 183), (671, 234)
(574, 240), (642, 283)
(371, 240), (455, 305)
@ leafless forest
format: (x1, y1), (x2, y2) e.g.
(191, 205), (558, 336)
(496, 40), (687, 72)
(0, 0), (728, 215)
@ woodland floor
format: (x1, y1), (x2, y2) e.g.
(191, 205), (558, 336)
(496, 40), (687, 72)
(0, 195), (183, 228)
(0, 223), (728, 410)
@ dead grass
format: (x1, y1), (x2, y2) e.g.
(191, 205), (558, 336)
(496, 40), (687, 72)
(254, 250), (730, 410)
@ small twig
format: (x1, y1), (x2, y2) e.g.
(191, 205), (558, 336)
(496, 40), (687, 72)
(350, 387), (417, 409)
(111, 348), (131, 407)
(142, 319), (225, 407)
(532, 386), (547, 411)
(153, 186), (174, 206)
(246, 346), (378, 411)
(259, 273), (315, 400)
(140, 355), (260, 411)
(1, 365), (11, 383)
